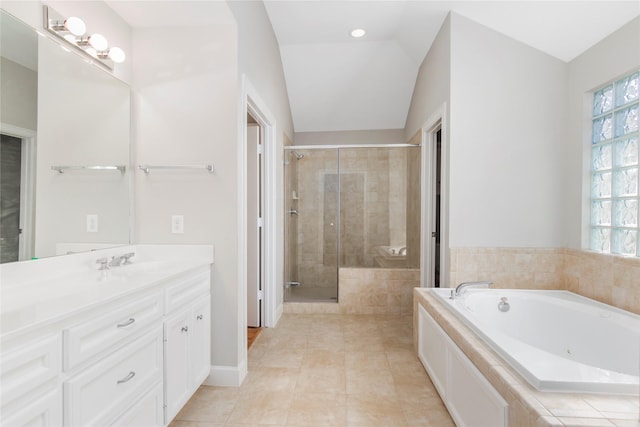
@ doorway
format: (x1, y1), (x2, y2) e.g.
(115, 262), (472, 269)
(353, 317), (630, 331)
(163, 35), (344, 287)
(0, 128), (35, 263)
(420, 107), (448, 289)
(1, 134), (23, 262)
(432, 128), (442, 287)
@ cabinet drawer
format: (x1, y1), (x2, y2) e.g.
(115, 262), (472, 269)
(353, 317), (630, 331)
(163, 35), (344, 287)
(1, 335), (61, 407)
(165, 271), (210, 313)
(64, 328), (163, 427)
(109, 381), (163, 427)
(1, 388), (62, 427)
(63, 292), (163, 371)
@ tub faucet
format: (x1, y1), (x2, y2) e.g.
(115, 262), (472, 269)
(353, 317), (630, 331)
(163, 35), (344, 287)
(452, 280), (493, 299)
(398, 246), (407, 255)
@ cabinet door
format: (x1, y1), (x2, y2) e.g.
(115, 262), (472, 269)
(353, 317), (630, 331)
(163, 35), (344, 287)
(164, 307), (191, 424)
(191, 296), (211, 388)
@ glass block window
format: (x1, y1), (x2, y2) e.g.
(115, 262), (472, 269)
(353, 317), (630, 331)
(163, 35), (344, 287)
(590, 71), (640, 256)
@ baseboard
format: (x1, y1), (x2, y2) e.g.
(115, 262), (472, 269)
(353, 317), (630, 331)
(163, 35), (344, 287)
(204, 360), (247, 387)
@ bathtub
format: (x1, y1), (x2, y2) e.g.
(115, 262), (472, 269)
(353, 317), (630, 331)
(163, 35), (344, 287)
(432, 288), (640, 395)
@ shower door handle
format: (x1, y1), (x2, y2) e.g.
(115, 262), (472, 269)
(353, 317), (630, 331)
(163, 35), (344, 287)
(288, 209), (298, 216)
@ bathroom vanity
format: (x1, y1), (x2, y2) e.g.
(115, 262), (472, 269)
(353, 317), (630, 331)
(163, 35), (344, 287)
(0, 245), (213, 426)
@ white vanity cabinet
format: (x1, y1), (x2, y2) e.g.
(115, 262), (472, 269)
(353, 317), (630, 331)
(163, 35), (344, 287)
(163, 271), (211, 424)
(0, 335), (63, 426)
(1, 258), (212, 427)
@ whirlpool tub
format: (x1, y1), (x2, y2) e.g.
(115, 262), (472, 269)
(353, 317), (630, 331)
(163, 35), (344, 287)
(431, 288), (640, 395)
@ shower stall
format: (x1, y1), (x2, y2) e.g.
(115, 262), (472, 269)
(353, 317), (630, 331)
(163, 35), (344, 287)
(284, 145), (421, 302)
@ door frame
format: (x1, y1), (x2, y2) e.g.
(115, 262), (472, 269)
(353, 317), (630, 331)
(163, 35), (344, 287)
(420, 103), (449, 288)
(1, 123), (36, 261)
(238, 75), (277, 373)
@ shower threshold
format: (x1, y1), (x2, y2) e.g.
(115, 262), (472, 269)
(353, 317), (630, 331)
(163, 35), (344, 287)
(286, 286), (338, 303)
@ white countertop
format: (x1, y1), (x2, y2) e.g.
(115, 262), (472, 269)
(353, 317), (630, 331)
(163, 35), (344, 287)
(0, 245), (213, 337)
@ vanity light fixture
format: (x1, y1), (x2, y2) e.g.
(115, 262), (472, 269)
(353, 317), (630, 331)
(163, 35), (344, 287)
(77, 33), (108, 51)
(44, 5), (125, 70)
(100, 47), (126, 64)
(350, 28), (366, 38)
(50, 15), (86, 36)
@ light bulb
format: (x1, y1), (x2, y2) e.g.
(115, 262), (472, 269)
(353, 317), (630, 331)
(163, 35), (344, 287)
(108, 47), (126, 63)
(65, 17), (86, 36)
(350, 28), (366, 38)
(88, 34), (108, 51)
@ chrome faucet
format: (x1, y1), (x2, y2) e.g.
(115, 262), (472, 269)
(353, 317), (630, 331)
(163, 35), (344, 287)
(108, 252), (135, 267)
(96, 257), (109, 270)
(398, 246), (407, 255)
(451, 280), (493, 299)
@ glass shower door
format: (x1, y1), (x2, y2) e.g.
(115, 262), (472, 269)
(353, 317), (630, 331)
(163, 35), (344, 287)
(284, 148), (339, 302)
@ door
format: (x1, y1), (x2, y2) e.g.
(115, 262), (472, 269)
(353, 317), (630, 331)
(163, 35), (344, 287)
(433, 129), (442, 287)
(163, 308), (191, 423)
(247, 124), (263, 327)
(426, 127), (442, 288)
(1, 134), (22, 263)
(191, 298), (211, 387)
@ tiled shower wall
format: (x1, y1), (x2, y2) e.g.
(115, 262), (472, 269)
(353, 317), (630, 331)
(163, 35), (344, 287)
(450, 247), (640, 314)
(284, 137), (299, 284)
(406, 134), (421, 269)
(284, 267), (421, 315)
(294, 148), (415, 289)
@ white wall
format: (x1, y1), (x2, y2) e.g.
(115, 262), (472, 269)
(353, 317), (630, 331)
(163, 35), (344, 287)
(565, 17), (640, 249)
(131, 21), (239, 374)
(294, 129), (405, 146)
(404, 14), (451, 143)
(0, 57), (37, 131)
(226, 0), (294, 331)
(448, 13), (568, 248)
(36, 35), (130, 257)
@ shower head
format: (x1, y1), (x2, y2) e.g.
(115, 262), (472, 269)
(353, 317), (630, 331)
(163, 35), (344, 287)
(290, 151), (304, 160)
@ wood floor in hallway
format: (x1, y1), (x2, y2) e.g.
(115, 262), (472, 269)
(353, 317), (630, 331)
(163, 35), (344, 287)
(247, 327), (262, 349)
(171, 313), (455, 426)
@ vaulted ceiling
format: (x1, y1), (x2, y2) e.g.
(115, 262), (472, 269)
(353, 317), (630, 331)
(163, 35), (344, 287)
(263, 1), (640, 133)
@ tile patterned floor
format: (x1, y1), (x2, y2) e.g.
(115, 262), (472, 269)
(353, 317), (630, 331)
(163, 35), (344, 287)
(171, 313), (455, 426)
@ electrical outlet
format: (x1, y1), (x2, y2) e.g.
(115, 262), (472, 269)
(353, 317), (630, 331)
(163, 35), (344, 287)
(171, 215), (184, 234)
(86, 214), (98, 233)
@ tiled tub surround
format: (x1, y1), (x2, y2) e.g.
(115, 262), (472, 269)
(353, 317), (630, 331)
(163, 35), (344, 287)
(284, 268), (420, 315)
(414, 289), (640, 427)
(450, 247), (640, 315)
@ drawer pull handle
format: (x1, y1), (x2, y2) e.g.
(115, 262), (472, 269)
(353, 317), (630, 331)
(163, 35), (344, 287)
(181, 326), (189, 333)
(117, 371), (136, 384)
(117, 318), (136, 328)
(197, 314), (204, 320)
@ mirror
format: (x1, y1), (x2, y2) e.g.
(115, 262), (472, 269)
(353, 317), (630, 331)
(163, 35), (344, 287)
(0, 10), (130, 263)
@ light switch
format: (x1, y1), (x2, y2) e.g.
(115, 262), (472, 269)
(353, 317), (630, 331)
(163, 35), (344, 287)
(86, 214), (98, 232)
(171, 215), (184, 234)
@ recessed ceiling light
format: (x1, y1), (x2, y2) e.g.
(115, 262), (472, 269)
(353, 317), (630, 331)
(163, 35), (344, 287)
(350, 28), (366, 38)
